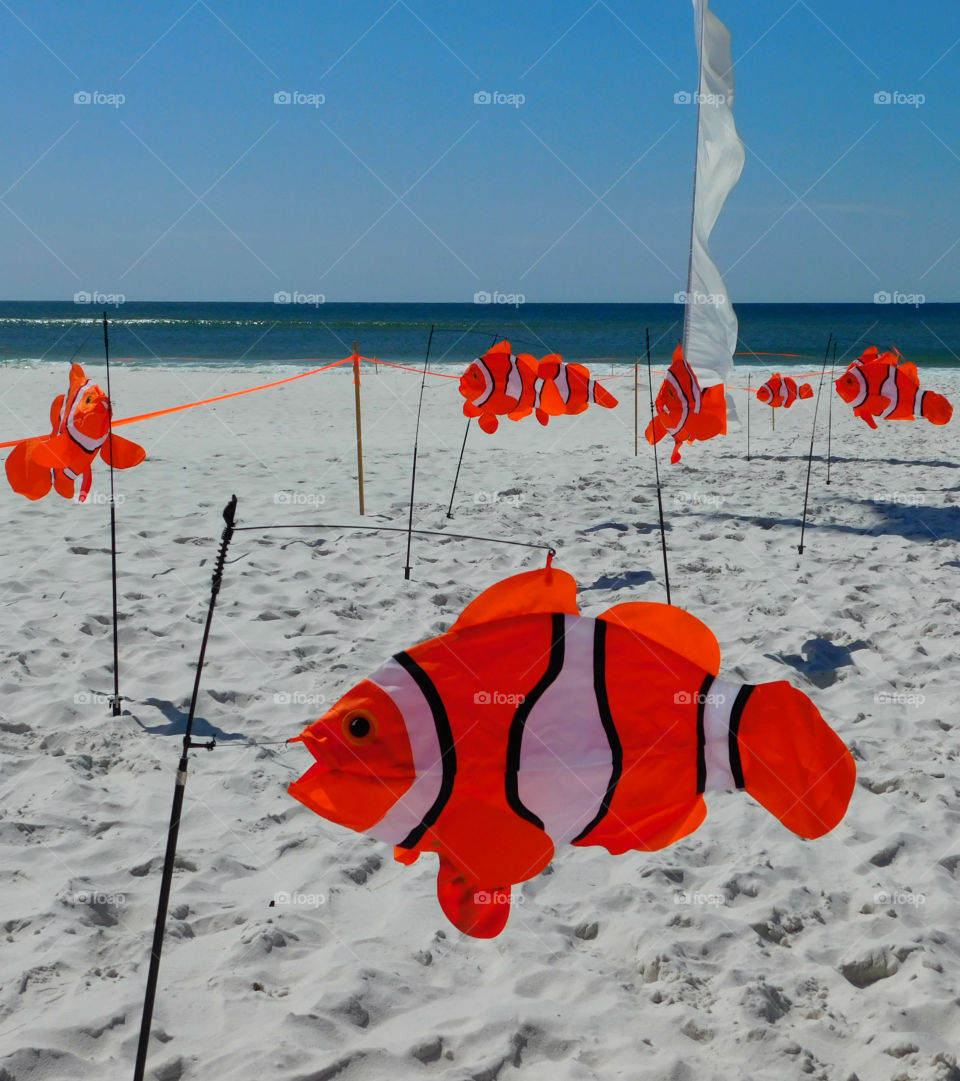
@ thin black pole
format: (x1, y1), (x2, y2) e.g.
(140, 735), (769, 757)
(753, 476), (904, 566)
(826, 340), (836, 485)
(798, 334), (833, 556)
(746, 372), (751, 461)
(634, 358), (639, 456)
(133, 495), (237, 1081)
(446, 420), (471, 519)
(446, 335), (497, 519)
(646, 329), (671, 604)
(103, 312), (121, 717)
(404, 327), (433, 579)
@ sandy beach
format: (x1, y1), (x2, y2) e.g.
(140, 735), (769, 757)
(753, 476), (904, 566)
(2, 358), (959, 1081)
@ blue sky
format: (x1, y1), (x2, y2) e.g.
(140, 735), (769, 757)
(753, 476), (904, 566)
(1, 0), (958, 303)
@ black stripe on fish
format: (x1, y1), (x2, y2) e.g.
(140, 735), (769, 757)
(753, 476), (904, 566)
(393, 650), (457, 850)
(695, 673), (714, 794)
(571, 618), (622, 843)
(505, 613), (566, 831)
(728, 684), (752, 790)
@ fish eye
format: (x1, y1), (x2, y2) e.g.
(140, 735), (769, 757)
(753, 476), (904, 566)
(343, 710), (377, 744)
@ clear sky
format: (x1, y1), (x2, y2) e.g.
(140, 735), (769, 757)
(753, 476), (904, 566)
(0, 1), (958, 303)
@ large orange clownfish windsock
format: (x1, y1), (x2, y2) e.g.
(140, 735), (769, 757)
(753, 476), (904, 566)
(287, 567), (856, 938)
(646, 343), (727, 463)
(458, 342), (540, 434)
(5, 363), (146, 502)
(756, 373), (813, 408)
(835, 355), (952, 430)
(534, 356), (618, 425)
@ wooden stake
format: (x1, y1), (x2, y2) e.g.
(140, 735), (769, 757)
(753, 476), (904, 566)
(352, 341), (365, 516)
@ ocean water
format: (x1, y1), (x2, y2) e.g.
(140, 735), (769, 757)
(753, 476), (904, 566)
(0, 301), (957, 371)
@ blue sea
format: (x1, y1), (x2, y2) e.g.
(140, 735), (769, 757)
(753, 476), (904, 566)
(0, 301), (958, 370)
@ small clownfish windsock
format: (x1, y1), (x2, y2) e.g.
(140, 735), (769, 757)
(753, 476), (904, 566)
(459, 342), (539, 434)
(645, 343), (727, 463)
(5, 363), (146, 501)
(287, 568), (856, 939)
(534, 356), (619, 426)
(835, 358), (953, 430)
(756, 373), (813, 408)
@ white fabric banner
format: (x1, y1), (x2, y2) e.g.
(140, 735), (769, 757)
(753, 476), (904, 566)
(683, 0), (745, 404)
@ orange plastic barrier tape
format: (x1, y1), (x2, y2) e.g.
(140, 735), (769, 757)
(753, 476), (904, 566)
(372, 358), (460, 379)
(0, 357), (359, 448)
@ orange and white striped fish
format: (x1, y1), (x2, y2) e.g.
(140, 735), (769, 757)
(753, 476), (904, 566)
(459, 342), (539, 434)
(5, 363), (145, 501)
(646, 344), (727, 463)
(756, 373), (813, 408)
(534, 356), (618, 424)
(835, 358), (952, 430)
(288, 566), (856, 938)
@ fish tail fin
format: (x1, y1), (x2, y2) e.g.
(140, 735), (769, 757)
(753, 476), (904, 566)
(700, 384), (728, 437)
(592, 382), (618, 409)
(5, 441), (53, 500)
(798, 383), (813, 400)
(645, 415), (666, 446)
(921, 391), (953, 426)
(720, 680), (855, 838)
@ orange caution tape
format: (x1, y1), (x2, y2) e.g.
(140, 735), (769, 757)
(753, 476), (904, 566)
(0, 356), (361, 449)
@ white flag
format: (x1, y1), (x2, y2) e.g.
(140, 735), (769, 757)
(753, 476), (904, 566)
(682, 0), (745, 405)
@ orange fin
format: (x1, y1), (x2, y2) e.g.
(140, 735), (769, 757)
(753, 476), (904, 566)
(451, 567), (579, 631)
(436, 858), (512, 938)
(30, 437), (71, 469)
(100, 434), (145, 469)
(599, 602), (721, 675)
(463, 402), (482, 418)
(899, 362), (919, 383)
(700, 384), (728, 436)
(5, 442), (53, 500)
(394, 845), (420, 866)
(478, 413), (499, 434)
(536, 380), (565, 416)
(737, 681), (855, 839)
(645, 416), (666, 446)
(48, 393), (65, 431)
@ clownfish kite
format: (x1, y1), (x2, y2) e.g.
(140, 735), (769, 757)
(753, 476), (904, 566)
(646, 343), (727, 463)
(835, 347), (952, 430)
(756, 373), (813, 408)
(288, 565), (856, 938)
(5, 363), (145, 502)
(458, 342), (617, 434)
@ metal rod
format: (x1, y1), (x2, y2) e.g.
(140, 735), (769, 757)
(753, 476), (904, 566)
(133, 496), (237, 1081)
(352, 342), (365, 515)
(403, 327), (433, 579)
(103, 312), (121, 717)
(798, 335), (833, 556)
(646, 329), (671, 604)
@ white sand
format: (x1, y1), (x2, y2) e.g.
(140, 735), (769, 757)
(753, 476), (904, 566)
(1, 359), (959, 1081)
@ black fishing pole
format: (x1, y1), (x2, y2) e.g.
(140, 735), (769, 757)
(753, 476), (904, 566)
(404, 327), (433, 578)
(646, 329), (671, 604)
(798, 334), (833, 556)
(133, 496), (237, 1081)
(746, 372), (751, 461)
(103, 312), (122, 717)
(826, 340), (836, 485)
(445, 330), (499, 516)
